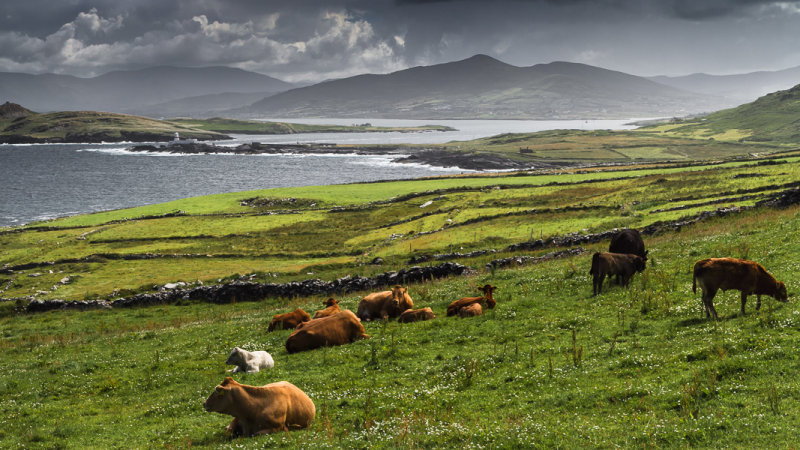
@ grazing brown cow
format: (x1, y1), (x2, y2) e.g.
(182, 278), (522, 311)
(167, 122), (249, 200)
(357, 285), (414, 321)
(313, 298), (341, 319)
(268, 308), (311, 332)
(458, 302), (483, 318)
(446, 284), (497, 317)
(692, 257), (788, 319)
(589, 252), (646, 295)
(397, 307), (436, 323)
(203, 377), (315, 437)
(286, 310), (370, 353)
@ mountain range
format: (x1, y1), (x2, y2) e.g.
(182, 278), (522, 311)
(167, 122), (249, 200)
(2, 55), (799, 120)
(648, 65), (800, 104)
(241, 55), (730, 119)
(0, 66), (293, 117)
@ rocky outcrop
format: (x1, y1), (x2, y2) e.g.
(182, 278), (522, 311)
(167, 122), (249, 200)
(126, 141), (547, 171)
(0, 102), (34, 119)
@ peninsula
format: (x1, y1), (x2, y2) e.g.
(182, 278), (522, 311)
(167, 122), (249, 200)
(0, 103), (455, 144)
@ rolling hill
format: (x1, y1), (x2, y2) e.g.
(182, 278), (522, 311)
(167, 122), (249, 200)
(0, 66), (294, 116)
(241, 54), (728, 119)
(642, 83), (800, 144)
(0, 103), (228, 143)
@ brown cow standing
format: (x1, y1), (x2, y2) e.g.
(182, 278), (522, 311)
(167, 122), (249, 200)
(313, 298), (341, 319)
(692, 257), (788, 319)
(286, 310), (370, 353)
(268, 308), (311, 332)
(357, 285), (414, 321)
(589, 252), (646, 295)
(446, 284), (497, 316)
(397, 307), (436, 323)
(203, 377), (315, 437)
(458, 302), (483, 318)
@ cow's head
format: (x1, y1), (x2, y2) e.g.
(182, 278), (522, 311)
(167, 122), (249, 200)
(323, 298), (339, 307)
(391, 285), (414, 311)
(776, 281), (788, 302)
(479, 284), (497, 308)
(225, 347), (242, 365)
(633, 256), (647, 273)
(204, 377), (237, 413)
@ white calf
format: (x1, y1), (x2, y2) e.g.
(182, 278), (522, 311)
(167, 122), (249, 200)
(225, 347), (275, 373)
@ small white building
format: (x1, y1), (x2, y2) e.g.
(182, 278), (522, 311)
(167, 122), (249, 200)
(170, 132), (197, 145)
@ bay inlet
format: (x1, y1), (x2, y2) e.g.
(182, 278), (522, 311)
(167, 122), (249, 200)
(0, 118), (641, 227)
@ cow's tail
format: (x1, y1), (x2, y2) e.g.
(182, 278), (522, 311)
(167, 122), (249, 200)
(692, 263), (700, 294)
(589, 252), (600, 275)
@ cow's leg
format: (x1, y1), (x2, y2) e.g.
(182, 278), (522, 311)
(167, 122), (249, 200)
(701, 288), (718, 319)
(740, 292), (748, 315)
(756, 295), (762, 310)
(226, 418), (242, 437)
(705, 290), (718, 320)
(593, 273), (604, 295)
(254, 415), (288, 435)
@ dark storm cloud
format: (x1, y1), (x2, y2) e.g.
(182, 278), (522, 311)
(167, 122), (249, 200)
(0, 0), (798, 80)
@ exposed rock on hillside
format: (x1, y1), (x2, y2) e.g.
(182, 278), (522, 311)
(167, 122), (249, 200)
(0, 102), (34, 119)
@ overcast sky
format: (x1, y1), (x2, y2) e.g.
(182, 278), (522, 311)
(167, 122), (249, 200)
(1, 0), (799, 82)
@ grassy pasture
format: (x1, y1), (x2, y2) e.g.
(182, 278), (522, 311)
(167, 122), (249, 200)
(2, 205), (800, 447)
(3, 154), (800, 447)
(440, 129), (785, 163)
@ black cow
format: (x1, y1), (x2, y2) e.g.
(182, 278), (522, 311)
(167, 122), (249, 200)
(609, 229), (647, 284)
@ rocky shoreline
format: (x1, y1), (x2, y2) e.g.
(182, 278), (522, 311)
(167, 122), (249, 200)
(127, 141), (570, 171)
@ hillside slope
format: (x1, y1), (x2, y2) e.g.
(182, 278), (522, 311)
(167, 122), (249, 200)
(0, 105), (228, 143)
(243, 55), (726, 119)
(645, 84), (800, 144)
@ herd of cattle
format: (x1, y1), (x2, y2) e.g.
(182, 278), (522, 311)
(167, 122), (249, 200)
(205, 228), (789, 437)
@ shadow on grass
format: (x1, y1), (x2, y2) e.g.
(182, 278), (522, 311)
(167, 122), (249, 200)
(676, 317), (709, 327)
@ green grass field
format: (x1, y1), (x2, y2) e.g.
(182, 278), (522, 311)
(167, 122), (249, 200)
(2, 152), (800, 447)
(2, 204), (800, 448)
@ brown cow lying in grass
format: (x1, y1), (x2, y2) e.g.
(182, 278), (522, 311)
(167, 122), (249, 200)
(285, 310), (370, 353)
(313, 298), (341, 319)
(446, 284), (497, 316)
(458, 302), (482, 318)
(693, 257), (788, 319)
(268, 308), (311, 332)
(589, 252), (646, 295)
(203, 377), (315, 437)
(357, 285), (414, 321)
(398, 307), (436, 323)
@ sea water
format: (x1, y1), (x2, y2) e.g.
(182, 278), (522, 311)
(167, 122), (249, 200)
(0, 119), (641, 227)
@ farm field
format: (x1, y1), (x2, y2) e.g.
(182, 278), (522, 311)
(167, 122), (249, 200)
(2, 154), (800, 447)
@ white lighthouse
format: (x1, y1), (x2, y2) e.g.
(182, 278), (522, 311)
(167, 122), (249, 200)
(169, 131), (197, 146)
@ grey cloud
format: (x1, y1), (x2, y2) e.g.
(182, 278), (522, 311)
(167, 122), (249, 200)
(0, 0), (799, 80)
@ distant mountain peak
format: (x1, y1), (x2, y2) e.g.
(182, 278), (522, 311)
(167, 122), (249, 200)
(0, 102), (34, 118)
(453, 54), (511, 67)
